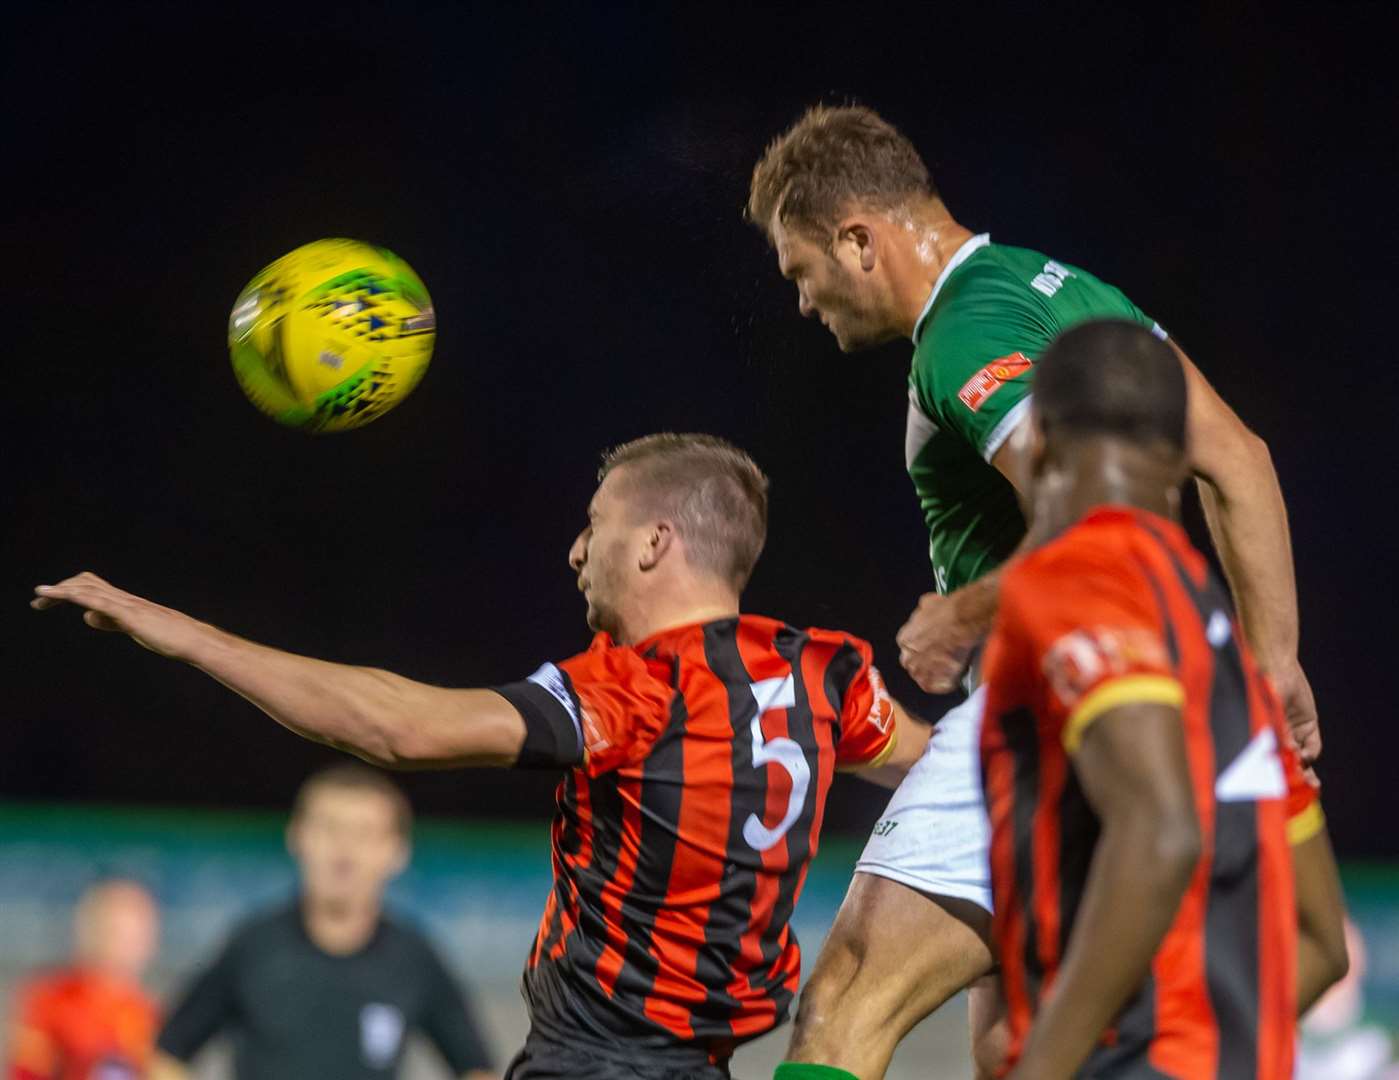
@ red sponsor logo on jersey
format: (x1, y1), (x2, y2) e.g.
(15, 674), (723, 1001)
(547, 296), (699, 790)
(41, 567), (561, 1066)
(957, 352), (1034, 413)
(866, 665), (895, 734)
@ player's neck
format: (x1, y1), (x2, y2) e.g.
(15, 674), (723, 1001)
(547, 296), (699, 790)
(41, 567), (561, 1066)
(1034, 442), (1182, 540)
(301, 894), (382, 956)
(615, 590), (740, 645)
(895, 202), (974, 338)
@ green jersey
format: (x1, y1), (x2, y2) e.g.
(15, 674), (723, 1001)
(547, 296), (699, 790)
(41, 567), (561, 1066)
(906, 235), (1162, 593)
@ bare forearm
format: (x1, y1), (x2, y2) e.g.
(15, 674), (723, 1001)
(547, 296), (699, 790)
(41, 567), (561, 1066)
(1196, 445), (1299, 670)
(181, 622), (522, 768)
(1014, 820), (1196, 1077)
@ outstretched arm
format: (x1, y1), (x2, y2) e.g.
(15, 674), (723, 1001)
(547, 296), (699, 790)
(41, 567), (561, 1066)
(1174, 342), (1317, 762)
(32, 573), (527, 769)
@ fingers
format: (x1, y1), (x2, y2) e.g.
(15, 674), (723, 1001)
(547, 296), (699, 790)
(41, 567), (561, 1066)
(900, 648), (964, 694)
(32, 572), (128, 621)
(84, 610), (124, 632)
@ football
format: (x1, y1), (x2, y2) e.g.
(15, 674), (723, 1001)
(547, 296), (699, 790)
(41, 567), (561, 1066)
(228, 239), (435, 432)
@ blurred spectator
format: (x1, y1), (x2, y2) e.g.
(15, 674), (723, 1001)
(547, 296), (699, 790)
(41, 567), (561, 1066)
(6, 878), (161, 1080)
(1299, 917), (1399, 1079)
(149, 764), (495, 1080)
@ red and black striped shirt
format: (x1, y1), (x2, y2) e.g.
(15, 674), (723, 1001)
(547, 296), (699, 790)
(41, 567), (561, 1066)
(495, 614), (896, 1052)
(981, 508), (1320, 1080)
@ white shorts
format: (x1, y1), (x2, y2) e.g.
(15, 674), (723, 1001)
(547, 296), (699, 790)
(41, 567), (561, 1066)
(855, 686), (992, 913)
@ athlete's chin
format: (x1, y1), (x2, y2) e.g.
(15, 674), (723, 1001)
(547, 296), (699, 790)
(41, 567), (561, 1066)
(584, 601), (618, 638)
(832, 323), (890, 353)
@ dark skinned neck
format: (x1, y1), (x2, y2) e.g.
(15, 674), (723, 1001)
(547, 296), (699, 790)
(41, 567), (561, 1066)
(1030, 439), (1184, 547)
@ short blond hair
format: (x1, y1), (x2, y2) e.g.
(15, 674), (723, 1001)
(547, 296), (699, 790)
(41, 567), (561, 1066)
(600, 433), (769, 590)
(747, 104), (935, 242)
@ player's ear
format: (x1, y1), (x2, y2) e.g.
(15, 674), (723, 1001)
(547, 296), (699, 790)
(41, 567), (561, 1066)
(639, 521), (676, 572)
(836, 218), (877, 272)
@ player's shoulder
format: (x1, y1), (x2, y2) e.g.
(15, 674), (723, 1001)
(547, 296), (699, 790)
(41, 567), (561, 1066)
(1007, 508), (1156, 597)
(225, 900), (304, 950)
(934, 242), (1054, 309)
(799, 623), (873, 656)
(736, 614), (871, 657)
(914, 244), (1052, 367)
(374, 908), (442, 959)
(13, 968), (71, 1006)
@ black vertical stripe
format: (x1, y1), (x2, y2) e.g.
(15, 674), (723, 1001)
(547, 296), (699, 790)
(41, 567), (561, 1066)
(566, 769), (625, 991)
(748, 625), (822, 1023)
(1104, 971), (1163, 1071)
(821, 640), (865, 746)
(1055, 771), (1099, 965)
(694, 618), (763, 1030)
(536, 770), (581, 965)
(1003, 707), (1043, 1009)
(1139, 517), (1263, 1076)
(609, 661), (689, 1015)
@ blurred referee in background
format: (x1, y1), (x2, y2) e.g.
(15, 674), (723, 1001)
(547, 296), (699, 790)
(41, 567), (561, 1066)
(149, 764), (496, 1080)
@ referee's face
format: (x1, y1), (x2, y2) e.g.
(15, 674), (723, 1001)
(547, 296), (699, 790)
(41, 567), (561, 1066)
(289, 787), (409, 908)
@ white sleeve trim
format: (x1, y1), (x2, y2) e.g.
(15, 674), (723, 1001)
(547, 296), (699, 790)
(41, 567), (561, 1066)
(982, 394), (1032, 463)
(1150, 321), (1168, 340)
(526, 662), (584, 753)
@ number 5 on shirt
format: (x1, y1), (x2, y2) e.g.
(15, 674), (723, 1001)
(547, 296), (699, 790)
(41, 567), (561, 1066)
(744, 675), (810, 852)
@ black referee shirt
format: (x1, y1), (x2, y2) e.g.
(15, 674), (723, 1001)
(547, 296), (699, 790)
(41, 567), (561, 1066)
(157, 902), (492, 1078)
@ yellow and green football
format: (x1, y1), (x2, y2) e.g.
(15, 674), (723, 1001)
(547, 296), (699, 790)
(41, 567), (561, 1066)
(228, 239), (435, 432)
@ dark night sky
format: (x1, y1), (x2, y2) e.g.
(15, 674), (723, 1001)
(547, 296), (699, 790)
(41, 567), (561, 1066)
(6, 3), (1397, 854)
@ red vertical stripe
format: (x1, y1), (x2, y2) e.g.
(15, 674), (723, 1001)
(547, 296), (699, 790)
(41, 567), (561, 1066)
(798, 641), (840, 906)
(985, 713), (1034, 1061)
(592, 774), (645, 998)
(640, 664), (735, 1038)
(1246, 657), (1296, 1080)
(720, 622), (790, 1035)
(1141, 543), (1219, 1079)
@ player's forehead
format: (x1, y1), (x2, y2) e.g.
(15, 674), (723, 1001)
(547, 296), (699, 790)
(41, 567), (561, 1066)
(300, 784), (397, 828)
(592, 466), (638, 513)
(772, 218), (824, 275)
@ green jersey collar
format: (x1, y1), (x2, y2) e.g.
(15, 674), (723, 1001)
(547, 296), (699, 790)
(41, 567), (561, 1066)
(911, 233), (992, 345)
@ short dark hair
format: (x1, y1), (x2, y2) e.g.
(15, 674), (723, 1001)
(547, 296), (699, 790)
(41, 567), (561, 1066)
(747, 104), (936, 242)
(1035, 320), (1187, 451)
(599, 433), (769, 590)
(291, 762), (413, 839)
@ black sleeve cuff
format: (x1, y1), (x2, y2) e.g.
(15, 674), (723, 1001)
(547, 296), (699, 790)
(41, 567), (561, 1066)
(493, 677), (585, 769)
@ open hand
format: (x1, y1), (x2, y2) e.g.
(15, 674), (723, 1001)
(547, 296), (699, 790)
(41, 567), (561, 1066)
(1270, 659), (1321, 767)
(32, 572), (199, 660)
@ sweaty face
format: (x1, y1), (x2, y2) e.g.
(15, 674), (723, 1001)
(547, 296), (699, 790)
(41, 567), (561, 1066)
(772, 216), (897, 352)
(568, 471), (642, 637)
(288, 787), (406, 910)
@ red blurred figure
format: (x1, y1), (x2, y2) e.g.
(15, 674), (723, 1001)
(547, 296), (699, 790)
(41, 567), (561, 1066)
(6, 880), (160, 1080)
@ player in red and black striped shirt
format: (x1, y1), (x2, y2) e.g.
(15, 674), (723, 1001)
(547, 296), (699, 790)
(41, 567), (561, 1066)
(33, 433), (928, 1080)
(979, 322), (1348, 1079)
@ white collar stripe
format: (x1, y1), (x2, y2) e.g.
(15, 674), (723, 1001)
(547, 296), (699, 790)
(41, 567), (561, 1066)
(912, 233), (992, 344)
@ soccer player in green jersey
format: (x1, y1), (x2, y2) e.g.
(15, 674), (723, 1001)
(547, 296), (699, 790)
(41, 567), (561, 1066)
(747, 105), (1320, 1079)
